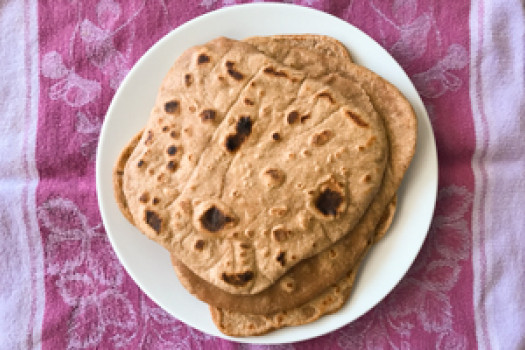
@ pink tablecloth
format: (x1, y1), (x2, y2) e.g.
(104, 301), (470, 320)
(1, 1), (523, 349)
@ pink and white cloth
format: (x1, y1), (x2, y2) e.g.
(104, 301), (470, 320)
(1, 1), (523, 349)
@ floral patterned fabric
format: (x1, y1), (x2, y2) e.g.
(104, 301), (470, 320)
(1, 1), (523, 349)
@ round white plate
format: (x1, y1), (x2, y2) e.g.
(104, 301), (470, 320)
(96, 3), (437, 344)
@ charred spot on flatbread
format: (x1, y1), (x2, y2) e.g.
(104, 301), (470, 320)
(315, 188), (343, 216)
(145, 210), (162, 234)
(164, 100), (180, 114)
(225, 116), (253, 152)
(200, 206), (234, 233)
(221, 271), (254, 286)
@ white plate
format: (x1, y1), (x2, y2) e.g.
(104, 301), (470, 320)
(96, 3), (437, 344)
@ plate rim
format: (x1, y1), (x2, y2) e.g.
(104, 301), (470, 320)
(96, 2), (438, 344)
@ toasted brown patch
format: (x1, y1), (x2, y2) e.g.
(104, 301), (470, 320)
(139, 193), (149, 203)
(184, 73), (193, 87)
(164, 100), (180, 114)
(310, 129), (334, 146)
(195, 239), (205, 251)
(272, 226), (291, 242)
(315, 188), (343, 216)
(261, 167), (285, 188)
(225, 61), (244, 80)
(280, 277), (295, 293)
(200, 109), (216, 123)
(200, 206), (233, 232)
(276, 251), (286, 266)
(221, 271), (254, 286)
(225, 116), (252, 152)
(263, 66), (288, 78)
(145, 210), (161, 233)
(346, 110), (369, 127)
(300, 114), (311, 123)
(316, 91), (335, 103)
(197, 54), (210, 64)
(287, 111), (299, 124)
(144, 130), (154, 146)
(166, 161), (177, 171)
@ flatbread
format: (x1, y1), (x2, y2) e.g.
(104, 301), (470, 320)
(114, 33), (414, 305)
(209, 260), (361, 337)
(165, 35), (416, 310)
(112, 35), (416, 335)
(171, 194), (396, 314)
(119, 37), (388, 294)
(208, 196), (396, 336)
(114, 130), (143, 224)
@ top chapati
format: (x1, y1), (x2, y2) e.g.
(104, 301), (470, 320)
(166, 34), (416, 317)
(119, 37), (389, 294)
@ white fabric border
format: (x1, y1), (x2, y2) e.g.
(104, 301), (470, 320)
(26, 0), (45, 348)
(0, 1), (43, 349)
(470, 1), (525, 349)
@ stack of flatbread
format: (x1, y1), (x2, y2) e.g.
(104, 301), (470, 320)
(113, 35), (416, 336)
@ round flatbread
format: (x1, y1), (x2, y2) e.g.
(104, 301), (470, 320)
(164, 34), (416, 311)
(119, 37), (388, 294)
